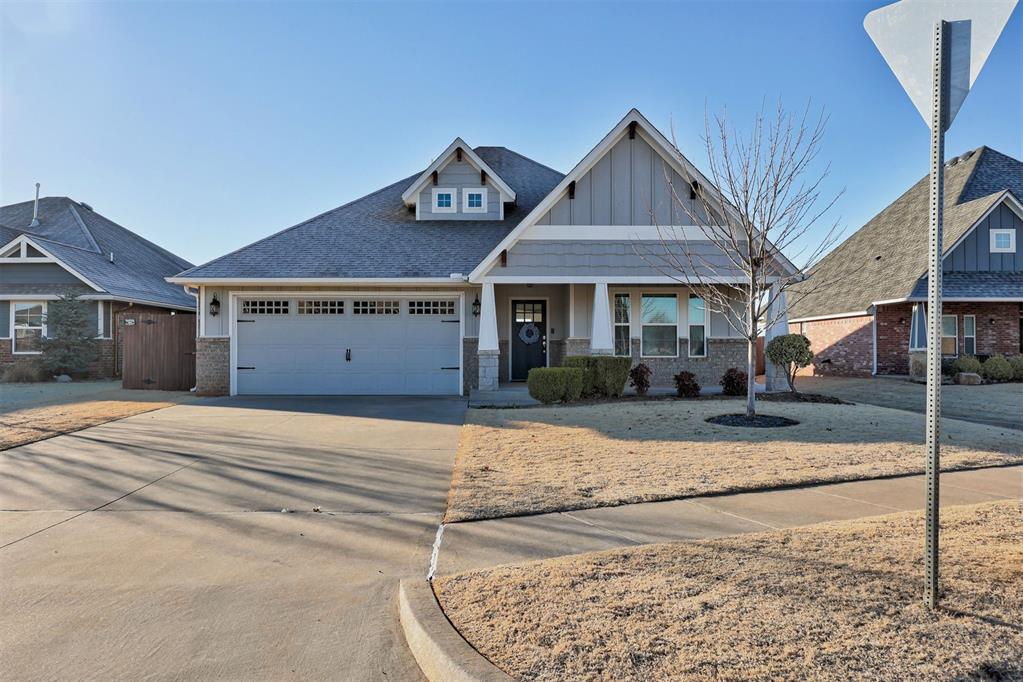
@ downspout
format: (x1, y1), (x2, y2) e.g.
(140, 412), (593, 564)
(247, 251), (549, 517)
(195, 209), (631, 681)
(183, 286), (199, 392)
(870, 305), (878, 376)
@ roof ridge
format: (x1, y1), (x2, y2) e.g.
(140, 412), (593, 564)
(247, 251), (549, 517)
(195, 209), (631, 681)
(75, 205), (193, 270)
(949, 146), (987, 205)
(66, 202), (103, 253)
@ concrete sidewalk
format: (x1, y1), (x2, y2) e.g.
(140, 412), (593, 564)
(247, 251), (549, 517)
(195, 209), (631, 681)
(435, 464), (1021, 576)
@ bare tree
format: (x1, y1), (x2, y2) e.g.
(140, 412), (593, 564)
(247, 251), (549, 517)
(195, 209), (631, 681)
(637, 102), (843, 419)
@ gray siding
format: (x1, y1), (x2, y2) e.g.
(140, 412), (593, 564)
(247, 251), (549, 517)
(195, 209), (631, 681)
(944, 202), (1021, 273)
(0, 262), (83, 285)
(0, 299), (8, 337)
(417, 158), (501, 221)
(536, 134), (706, 227)
(497, 240), (746, 278)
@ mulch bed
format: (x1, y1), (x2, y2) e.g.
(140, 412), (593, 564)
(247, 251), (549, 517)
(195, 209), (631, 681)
(705, 413), (799, 428)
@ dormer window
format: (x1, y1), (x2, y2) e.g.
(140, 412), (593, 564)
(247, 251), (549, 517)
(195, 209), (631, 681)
(990, 229), (1015, 253)
(432, 188), (456, 213)
(463, 188), (487, 214)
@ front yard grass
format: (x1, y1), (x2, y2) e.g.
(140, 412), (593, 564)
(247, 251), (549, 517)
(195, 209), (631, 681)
(445, 400), (1022, 522)
(0, 399), (182, 450)
(435, 501), (1022, 681)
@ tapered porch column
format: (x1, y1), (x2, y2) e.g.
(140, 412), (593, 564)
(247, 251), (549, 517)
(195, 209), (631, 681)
(764, 282), (789, 391)
(589, 281), (614, 355)
(477, 281), (500, 391)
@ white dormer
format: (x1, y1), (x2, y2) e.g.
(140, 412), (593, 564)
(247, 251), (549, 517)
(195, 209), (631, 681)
(401, 138), (516, 221)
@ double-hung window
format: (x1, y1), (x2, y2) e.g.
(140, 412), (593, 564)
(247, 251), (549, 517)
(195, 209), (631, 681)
(13, 301), (45, 354)
(613, 293), (631, 356)
(688, 294), (707, 357)
(941, 315), (958, 356)
(640, 293), (677, 357)
(963, 315), (976, 356)
(462, 188), (487, 213)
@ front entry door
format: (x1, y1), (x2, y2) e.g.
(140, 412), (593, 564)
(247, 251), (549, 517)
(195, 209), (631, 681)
(511, 300), (547, 381)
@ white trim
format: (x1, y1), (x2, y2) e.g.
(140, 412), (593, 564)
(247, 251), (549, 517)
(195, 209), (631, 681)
(639, 291), (679, 359)
(611, 291), (631, 357)
(871, 311), (878, 376)
(963, 314), (976, 356)
(520, 225), (726, 241)
(11, 300), (46, 355)
(97, 300), (105, 338)
(483, 275), (760, 285)
(0, 235), (53, 263)
(507, 297), (550, 380)
(686, 293), (707, 358)
(227, 289), (465, 397)
(1, 235), (105, 292)
(167, 277), (466, 286)
(990, 228), (1016, 254)
(942, 314), (958, 357)
(199, 286), (207, 337)
(941, 191), (1023, 259)
(907, 296), (1023, 303)
(568, 283), (576, 338)
(788, 310), (871, 323)
(432, 188), (457, 214)
(462, 187), (488, 214)
(400, 138), (516, 206)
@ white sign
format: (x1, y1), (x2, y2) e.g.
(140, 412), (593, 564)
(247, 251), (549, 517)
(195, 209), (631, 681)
(864, 0), (1018, 128)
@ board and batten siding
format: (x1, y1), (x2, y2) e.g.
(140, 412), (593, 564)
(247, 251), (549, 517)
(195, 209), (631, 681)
(536, 133), (707, 227)
(944, 201), (1022, 273)
(417, 158), (501, 221)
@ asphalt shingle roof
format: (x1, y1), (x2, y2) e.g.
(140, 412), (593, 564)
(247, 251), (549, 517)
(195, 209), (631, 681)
(0, 197), (195, 308)
(789, 147), (1023, 319)
(175, 147), (565, 280)
(910, 271), (1023, 299)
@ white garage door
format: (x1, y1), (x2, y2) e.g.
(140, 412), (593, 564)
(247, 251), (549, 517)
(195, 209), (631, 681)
(235, 296), (461, 395)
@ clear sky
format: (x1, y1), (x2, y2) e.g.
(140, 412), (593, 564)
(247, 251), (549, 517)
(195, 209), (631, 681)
(2, 1), (1020, 268)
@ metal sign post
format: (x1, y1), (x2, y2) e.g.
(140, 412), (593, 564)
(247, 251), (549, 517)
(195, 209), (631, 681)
(864, 0), (1017, 610)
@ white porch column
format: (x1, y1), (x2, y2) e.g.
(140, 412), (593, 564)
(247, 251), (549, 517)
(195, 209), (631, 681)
(589, 280), (614, 355)
(477, 281), (500, 391)
(764, 282), (789, 391)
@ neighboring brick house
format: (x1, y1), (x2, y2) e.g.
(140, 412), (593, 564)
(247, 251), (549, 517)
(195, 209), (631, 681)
(1, 195), (195, 378)
(788, 147), (1023, 377)
(168, 109), (798, 397)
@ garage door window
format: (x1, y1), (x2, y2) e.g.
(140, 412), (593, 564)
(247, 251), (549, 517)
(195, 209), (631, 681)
(298, 300), (344, 315)
(354, 300), (399, 315)
(409, 300), (455, 315)
(242, 300), (289, 315)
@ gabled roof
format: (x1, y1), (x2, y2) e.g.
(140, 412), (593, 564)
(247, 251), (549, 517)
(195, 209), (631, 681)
(170, 147), (563, 281)
(0, 197), (195, 309)
(400, 138), (517, 206)
(788, 147), (1023, 320)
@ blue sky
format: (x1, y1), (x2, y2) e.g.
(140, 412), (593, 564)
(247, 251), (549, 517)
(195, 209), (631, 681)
(2, 1), (1020, 267)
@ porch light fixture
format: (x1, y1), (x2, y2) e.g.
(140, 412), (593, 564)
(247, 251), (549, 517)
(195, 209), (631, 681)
(209, 294), (221, 317)
(472, 295), (481, 317)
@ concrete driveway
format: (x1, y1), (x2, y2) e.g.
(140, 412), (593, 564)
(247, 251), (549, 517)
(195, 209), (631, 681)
(0, 396), (466, 681)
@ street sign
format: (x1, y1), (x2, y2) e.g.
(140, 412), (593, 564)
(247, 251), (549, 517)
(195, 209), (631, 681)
(864, 0), (1018, 128)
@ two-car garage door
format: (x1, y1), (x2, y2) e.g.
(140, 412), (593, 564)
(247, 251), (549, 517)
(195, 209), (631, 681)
(235, 296), (461, 395)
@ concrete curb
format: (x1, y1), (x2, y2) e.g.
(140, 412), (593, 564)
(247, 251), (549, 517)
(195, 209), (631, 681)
(398, 579), (514, 682)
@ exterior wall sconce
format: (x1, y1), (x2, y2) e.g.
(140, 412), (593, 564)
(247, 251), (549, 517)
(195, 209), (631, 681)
(209, 294), (221, 317)
(989, 318), (996, 325)
(472, 295), (481, 317)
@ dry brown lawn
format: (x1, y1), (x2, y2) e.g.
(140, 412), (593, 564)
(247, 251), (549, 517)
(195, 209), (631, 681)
(446, 401), (1022, 522)
(0, 400), (179, 450)
(435, 501), (1023, 681)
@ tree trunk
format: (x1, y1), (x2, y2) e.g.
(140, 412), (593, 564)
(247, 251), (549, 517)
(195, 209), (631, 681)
(746, 295), (757, 419)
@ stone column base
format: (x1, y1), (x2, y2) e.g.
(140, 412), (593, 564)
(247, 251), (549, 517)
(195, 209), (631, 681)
(478, 349), (500, 391)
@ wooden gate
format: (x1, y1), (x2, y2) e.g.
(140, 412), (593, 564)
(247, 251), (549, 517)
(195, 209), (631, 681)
(121, 312), (196, 390)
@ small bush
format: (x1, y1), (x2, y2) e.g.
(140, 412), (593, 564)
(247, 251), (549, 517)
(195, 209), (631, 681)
(980, 355), (1013, 382)
(720, 367), (747, 396)
(629, 363), (652, 396)
(527, 367), (585, 404)
(563, 356), (598, 396)
(1008, 355), (1023, 381)
(765, 334), (814, 392)
(953, 356), (982, 375)
(940, 358), (958, 377)
(563, 356), (631, 398)
(2, 362), (44, 383)
(673, 371), (700, 398)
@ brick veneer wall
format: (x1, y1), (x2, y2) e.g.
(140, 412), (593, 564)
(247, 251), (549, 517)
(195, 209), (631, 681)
(195, 337), (230, 395)
(790, 314), (874, 377)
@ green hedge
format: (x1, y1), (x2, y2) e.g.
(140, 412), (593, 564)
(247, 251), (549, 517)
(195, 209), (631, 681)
(953, 356), (982, 375)
(980, 355), (1013, 382)
(1009, 355), (1023, 381)
(527, 367), (585, 404)
(562, 355), (631, 398)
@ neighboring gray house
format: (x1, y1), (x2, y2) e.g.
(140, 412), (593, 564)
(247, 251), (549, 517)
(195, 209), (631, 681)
(1, 195), (195, 377)
(169, 109), (798, 396)
(788, 146), (1023, 376)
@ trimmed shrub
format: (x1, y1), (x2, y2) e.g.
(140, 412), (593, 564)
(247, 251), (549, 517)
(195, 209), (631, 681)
(2, 362), (44, 383)
(629, 363), (652, 396)
(562, 355), (631, 398)
(953, 356), (982, 375)
(673, 371), (700, 398)
(1008, 355), (1023, 381)
(720, 367), (747, 396)
(980, 355), (1013, 382)
(527, 367), (585, 404)
(765, 334), (813, 393)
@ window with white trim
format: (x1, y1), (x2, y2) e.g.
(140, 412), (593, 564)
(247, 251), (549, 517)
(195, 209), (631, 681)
(614, 293), (631, 356)
(462, 188), (487, 213)
(963, 315), (976, 356)
(990, 229), (1016, 253)
(688, 294), (707, 357)
(909, 303), (927, 351)
(408, 300), (455, 315)
(298, 300), (343, 315)
(353, 300), (399, 315)
(432, 188), (456, 214)
(941, 315), (957, 356)
(640, 293), (677, 357)
(242, 300), (289, 315)
(13, 301), (45, 353)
